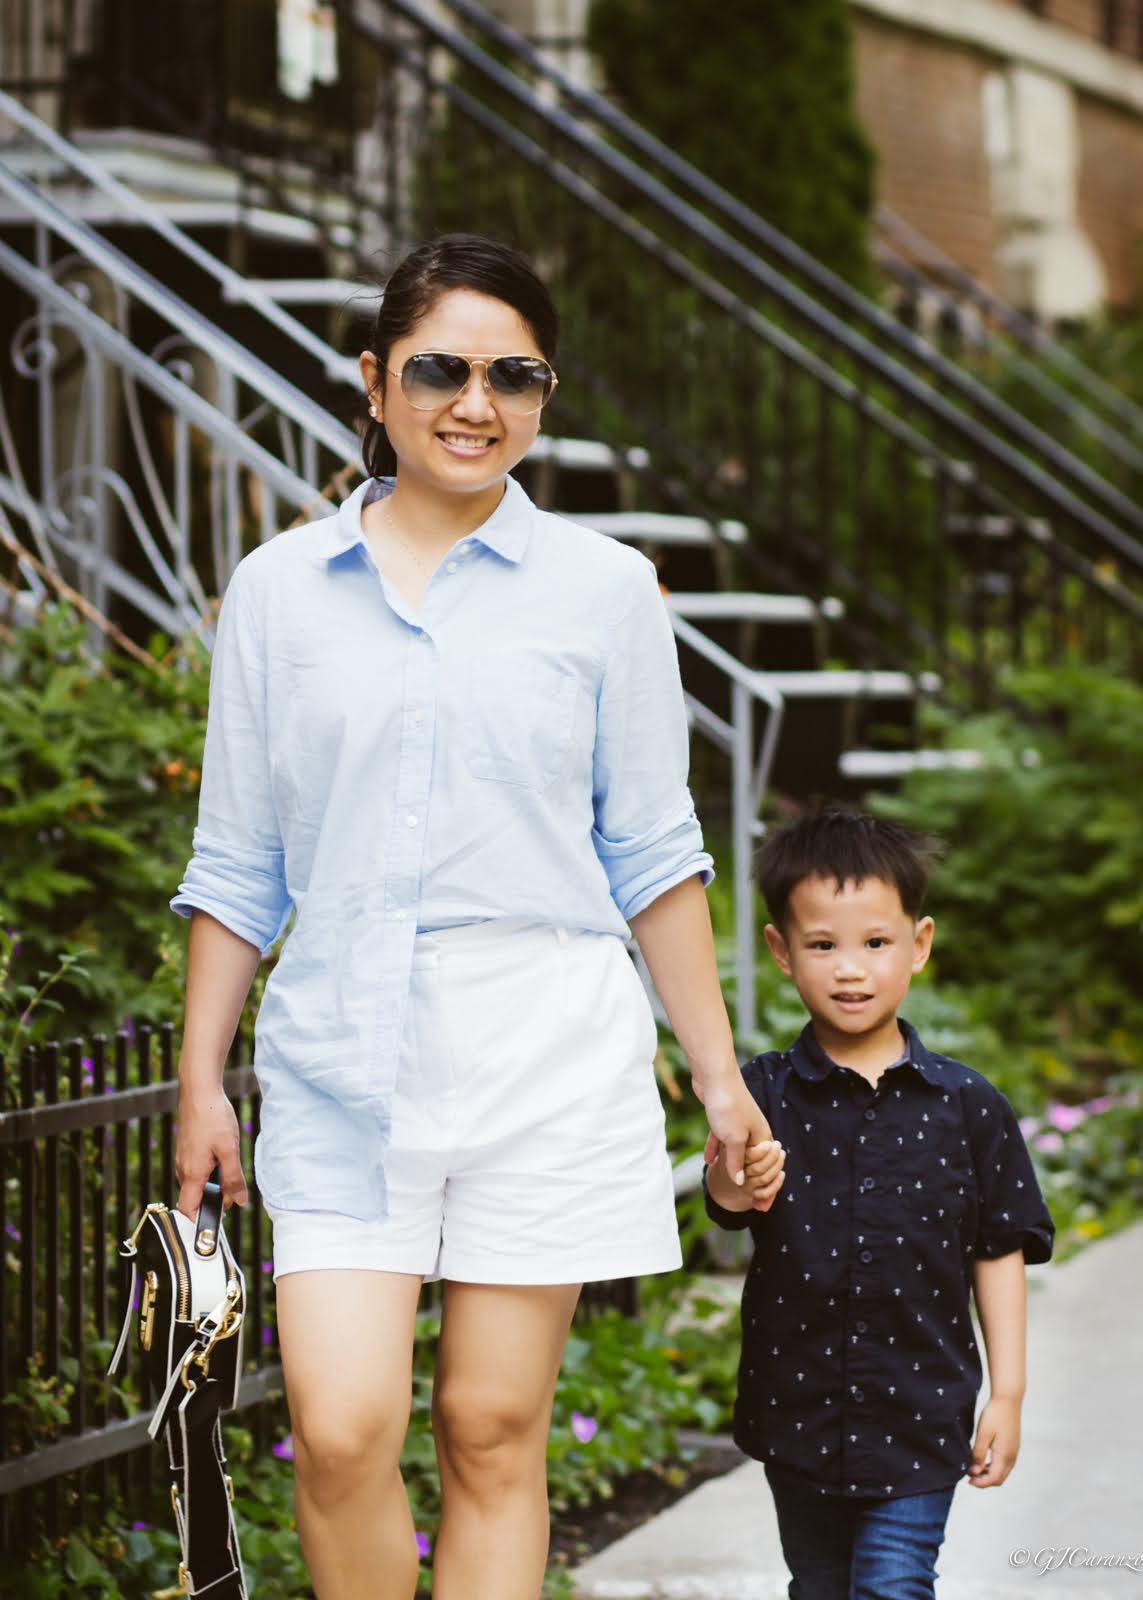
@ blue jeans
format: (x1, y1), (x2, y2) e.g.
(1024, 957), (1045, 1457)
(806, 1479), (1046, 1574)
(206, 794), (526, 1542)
(766, 1468), (956, 1600)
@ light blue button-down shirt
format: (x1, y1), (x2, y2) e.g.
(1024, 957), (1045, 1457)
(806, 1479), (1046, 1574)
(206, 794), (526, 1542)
(171, 473), (714, 1218)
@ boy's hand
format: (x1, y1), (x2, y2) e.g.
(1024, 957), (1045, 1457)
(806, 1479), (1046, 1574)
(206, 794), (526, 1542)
(743, 1139), (785, 1210)
(968, 1396), (1021, 1487)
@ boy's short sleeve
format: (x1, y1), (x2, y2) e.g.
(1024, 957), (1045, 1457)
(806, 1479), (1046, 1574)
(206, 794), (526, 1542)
(702, 1168), (756, 1231)
(970, 1086), (1055, 1264)
(702, 1058), (770, 1233)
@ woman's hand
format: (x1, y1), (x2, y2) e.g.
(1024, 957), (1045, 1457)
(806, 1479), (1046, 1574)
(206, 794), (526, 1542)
(696, 1072), (783, 1208)
(175, 1084), (248, 1221)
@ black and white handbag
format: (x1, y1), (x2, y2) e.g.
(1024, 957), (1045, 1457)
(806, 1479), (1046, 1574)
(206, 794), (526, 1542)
(108, 1169), (248, 1599)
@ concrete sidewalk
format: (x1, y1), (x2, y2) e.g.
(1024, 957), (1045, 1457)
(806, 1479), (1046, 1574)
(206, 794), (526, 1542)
(572, 1223), (1143, 1600)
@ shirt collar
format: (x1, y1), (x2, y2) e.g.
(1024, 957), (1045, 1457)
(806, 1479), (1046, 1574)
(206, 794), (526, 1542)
(309, 474), (535, 565)
(787, 1018), (945, 1087)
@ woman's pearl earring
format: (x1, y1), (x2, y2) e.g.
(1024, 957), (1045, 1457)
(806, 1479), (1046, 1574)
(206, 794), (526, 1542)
(368, 404), (378, 419)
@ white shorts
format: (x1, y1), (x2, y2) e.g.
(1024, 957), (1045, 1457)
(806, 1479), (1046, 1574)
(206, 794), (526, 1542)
(264, 918), (683, 1285)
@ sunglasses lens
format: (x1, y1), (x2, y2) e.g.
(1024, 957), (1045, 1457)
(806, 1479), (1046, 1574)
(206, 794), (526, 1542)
(401, 352), (470, 407)
(487, 357), (555, 412)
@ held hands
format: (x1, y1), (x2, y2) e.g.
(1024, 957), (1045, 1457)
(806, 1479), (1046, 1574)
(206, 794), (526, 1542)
(175, 1084), (249, 1222)
(968, 1396), (1021, 1488)
(699, 1075), (786, 1212)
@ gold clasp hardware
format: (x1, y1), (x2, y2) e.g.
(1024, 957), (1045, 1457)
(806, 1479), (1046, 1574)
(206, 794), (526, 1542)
(152, 1561), (188, 1599)
(139, 1271), (159, 1351)
(127, 1201), (168, 1251)
(194, 1229), (216, 1256)
(180, 1283), (244, 1387)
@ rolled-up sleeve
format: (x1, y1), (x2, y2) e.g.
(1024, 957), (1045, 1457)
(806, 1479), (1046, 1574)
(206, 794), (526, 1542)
(170, 560), (291, 956)
(591, 555), (715, 923)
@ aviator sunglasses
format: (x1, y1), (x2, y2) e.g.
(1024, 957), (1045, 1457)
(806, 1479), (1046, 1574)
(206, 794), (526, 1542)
(387, 351), (558, 415)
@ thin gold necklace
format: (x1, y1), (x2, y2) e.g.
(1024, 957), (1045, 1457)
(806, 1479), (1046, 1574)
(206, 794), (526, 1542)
(378, 497), (432, 574)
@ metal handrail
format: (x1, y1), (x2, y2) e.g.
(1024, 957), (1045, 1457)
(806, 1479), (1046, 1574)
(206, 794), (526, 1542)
(0, 89), (359, 391)
(872, 237), (1143, 477)
(370, 17), (1143, 590)
(0, 158), (359, 466)
(389, 0), (1143, 551)
(668, 612), (787, 1040)
(874, 204), (1143, 438)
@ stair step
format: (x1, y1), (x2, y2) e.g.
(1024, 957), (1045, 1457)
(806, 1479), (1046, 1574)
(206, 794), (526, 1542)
(667, 592), (844, 623)
(528, 435), (649, 471)
(945, 513), (1051, 540)
(562, 511), (747, 546)
(223, 277), (368, 305)
(756, 670), (940, 699)
(839, 749), (985, 778)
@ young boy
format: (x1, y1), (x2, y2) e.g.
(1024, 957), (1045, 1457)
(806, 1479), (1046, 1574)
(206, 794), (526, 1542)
(705, 808), (1054, 1600)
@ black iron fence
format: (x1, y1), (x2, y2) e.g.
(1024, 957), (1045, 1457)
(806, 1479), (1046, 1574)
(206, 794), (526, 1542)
(0, 1025), (283, 1552)
(0, 1020), (642, 1553)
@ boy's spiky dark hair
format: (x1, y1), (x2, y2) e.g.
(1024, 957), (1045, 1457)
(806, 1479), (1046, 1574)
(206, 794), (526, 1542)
(756, 806), (940, 930)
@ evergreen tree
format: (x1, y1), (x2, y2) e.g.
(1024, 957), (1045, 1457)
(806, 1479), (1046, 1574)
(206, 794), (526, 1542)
(587, 0), (876, 284)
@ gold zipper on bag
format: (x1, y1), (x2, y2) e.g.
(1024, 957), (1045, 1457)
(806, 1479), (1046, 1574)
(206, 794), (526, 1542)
(154, 1206), (191, 1322)
(139, 1271), (159, 1350)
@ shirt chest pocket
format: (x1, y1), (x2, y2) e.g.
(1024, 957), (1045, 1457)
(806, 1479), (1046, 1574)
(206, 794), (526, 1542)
(461, 652), (579, 790)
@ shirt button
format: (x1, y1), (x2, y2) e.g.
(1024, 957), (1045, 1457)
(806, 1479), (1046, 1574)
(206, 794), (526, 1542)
(864, 1109), (876, 1121)
(860, 1249), (873, 1264)
(853, 1389), (865, 1403)
(861, 1177), (875, 1191)
(458, 542), (471, 554)
(446, 561), (458, 574)
(856, 1320), (867, 1334)
(406, 814), (418, 827)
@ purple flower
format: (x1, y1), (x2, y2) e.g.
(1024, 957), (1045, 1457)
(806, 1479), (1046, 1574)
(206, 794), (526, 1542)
(120, 1018), (136, 1044)
(1047, 1103), (1085, 1134)
(271, 1434), (294, 1461)
(1034, 1131), (1064, 1154)
(242, 1120), (253, 1134)
(261, 1325), (273, 1347)
(82, 1056), (95, 1081)
(570, 1411), (598, 1444)
(261, 1259), (274, 1274)
(1018, 1116), (1038, 1139)
(4, 1223), (21, 1243)
(1083, 1095), (1113, 1115)
(415, 1532), (431, 1560)
(130, 1520), (148, 1531)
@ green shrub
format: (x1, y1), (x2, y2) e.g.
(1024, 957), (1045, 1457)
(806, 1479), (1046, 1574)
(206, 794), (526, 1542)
(587, 0), (875, 286)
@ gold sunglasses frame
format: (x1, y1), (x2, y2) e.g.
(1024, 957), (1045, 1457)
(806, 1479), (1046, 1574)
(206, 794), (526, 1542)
(385, 351), (559, 414)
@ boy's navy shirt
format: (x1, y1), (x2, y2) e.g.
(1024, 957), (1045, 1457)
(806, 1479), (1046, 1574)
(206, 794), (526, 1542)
(705, 1018), (1054, 1500)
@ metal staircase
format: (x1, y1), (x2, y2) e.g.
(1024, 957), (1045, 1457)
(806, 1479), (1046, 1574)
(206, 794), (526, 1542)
(4, 4), (1142, 1023)
(0, 102), (889, 1037)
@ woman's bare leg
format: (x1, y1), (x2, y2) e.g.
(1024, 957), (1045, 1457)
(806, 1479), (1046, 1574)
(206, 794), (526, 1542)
(430, 1281), (581, 1600)
(276, 1269), (424, 1600)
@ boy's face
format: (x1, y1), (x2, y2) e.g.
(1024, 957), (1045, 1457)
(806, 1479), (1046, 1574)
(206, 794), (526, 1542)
(763, 874), (934, 1039)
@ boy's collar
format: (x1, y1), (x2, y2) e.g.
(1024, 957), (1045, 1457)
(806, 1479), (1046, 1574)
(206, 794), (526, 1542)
(788, 1018), (946, 1086)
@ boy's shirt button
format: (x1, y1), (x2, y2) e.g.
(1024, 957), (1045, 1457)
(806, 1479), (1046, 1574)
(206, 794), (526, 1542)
(856, 1320), (867, 1333)
(861, 1176), (875, 1190)
(859, 1249), (873, 1263)
(864, 1108), (877, 1121)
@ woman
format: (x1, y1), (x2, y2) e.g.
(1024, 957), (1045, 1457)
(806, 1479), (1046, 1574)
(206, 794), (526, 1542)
(172, 233), (783, 1600)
